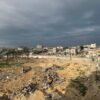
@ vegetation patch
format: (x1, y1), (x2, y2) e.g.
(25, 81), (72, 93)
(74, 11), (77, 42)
(70, 77), (88, 96)
(0, 62), (10, 68)
(0, 62), (22, 68)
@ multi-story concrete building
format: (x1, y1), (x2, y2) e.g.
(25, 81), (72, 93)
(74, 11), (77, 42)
(36, 45), (43, 49)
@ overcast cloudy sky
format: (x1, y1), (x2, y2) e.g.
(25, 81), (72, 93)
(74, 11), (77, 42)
(0, 0), (100, 47)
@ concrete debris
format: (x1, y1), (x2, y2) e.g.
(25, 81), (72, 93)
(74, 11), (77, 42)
(18, 65), (63, 98)
(22, 66), (32, 73)
(21, 83), (37, 96)
(49, 64), (64, 71)
(0, 65), (63, 100)
(45, 92), (62, 100)
(31, 65), (64, 99)
(43, 67), (60, 86)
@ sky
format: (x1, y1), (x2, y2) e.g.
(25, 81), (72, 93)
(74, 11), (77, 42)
(0, 0), (100, 47)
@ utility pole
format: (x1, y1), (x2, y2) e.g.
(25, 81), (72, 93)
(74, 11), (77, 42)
(69, 48), (72, 60)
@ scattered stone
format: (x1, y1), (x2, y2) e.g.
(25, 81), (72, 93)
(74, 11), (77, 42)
(0, 72), (18, 81)
(22, 66), (32, 73)
(48, 65), (64, 71)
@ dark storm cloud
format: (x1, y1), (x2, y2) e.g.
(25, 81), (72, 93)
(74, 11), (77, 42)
(0, 0), (100, 47)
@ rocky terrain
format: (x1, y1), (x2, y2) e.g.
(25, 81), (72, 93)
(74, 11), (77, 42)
(0, 58), (99, 100)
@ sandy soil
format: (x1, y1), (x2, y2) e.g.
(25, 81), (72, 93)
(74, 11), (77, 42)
(0, 58), (97, 100)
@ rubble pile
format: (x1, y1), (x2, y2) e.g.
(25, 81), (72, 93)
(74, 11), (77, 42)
(32, 65), (63, 90)
(18, 65), (63, 99)
(41, 67), (59, 87)
(0, 65), (64, 100)
(21, 83), (37, 96)
(31, 65), (64, 100)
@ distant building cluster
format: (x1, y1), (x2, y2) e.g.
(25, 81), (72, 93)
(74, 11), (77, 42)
(0, 43), (100, 61)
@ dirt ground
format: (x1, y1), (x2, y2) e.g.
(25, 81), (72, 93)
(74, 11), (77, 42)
(0, 58), (98, 100)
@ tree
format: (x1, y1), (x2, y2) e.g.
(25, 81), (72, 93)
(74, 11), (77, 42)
(23, 47), (30, 58)
(80, 46), (84, 56)
(80, 46), (84, 51)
